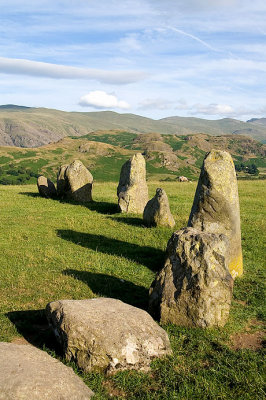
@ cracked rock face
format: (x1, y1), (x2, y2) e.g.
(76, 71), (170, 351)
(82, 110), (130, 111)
(143, 188), (175, 228)
(188, 150), (243, 278)
(46, 298), (172, 374)
(117, 153), (148, 214)
(57, 160), (93, 202)
(0, 342), (94, 400)
(149, 227), (234, 328)
(37, 176), (57, 199)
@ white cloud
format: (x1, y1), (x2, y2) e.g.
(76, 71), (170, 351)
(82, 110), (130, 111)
(194, 103), (235, 115)
(0, 57), (148, 84)
(79, 91), (130, 110)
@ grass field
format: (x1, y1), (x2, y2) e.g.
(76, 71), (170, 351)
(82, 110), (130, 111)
(0, 180), (265, 399)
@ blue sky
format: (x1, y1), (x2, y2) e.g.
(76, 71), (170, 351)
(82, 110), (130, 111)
(0, 0), (266, 120)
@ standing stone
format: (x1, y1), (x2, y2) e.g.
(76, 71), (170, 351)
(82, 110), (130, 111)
(57, 160), (93, 202)
(149, 227), (233, 328)
(0, 342), (94, 400)
(117, 153), (148, 213)
(46, 298), (172, 374)
(57, 164), (69, 198)
(37, 176), (57, 198)
(143, 188), (175, 228)
(188, 150), (243, 278)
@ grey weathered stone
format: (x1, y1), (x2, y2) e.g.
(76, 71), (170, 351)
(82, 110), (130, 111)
(46, 298), (172, 374)
(57, 160), (93, 202)
(0, 342), (94, 400)
(65, 160), (93, 202)
(149, 227), (233, 328)
(37, 176), (57, 198)
(57, 164), (69, 198)
(143, 188), (175, 228)
(117, 153), (149, 213)
(188, 149), (243, 278)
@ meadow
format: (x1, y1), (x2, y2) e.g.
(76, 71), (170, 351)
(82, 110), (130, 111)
(0, 180), (265, 399)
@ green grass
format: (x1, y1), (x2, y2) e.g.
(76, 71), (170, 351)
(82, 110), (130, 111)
(0, 181), (265, 399)
(72, 131), (137, 148)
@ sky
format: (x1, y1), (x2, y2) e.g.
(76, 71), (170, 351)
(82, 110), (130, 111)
(0, 0), (266, 120)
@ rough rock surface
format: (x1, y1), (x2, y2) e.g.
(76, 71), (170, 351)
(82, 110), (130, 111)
(0, 342), (94, 400)
(149, 227), (233, 328)
(143, 188), (175, 228)
(57, 160), (93, 202)
(117, 153), (148, 213)
(188, 149), (243, 278)
(46, 298), (172, 374)
(57, 165), (69, 198)
(178, 176), (188, 182)
(57, 164), (69, 198)
(65, 160), (93, 202)
(37, 176), (57, 198)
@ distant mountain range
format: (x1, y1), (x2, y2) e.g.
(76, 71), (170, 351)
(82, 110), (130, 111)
(0, 105), (266, 147)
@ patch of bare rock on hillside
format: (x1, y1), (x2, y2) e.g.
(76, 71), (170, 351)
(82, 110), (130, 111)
(78, 141), (115, 156)
(133, 133), (179, 170)
(184, 134), (266, 158)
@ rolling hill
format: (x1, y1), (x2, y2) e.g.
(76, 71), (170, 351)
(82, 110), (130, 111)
(0, 105), (266, 148)
(0, 130), (265, 185)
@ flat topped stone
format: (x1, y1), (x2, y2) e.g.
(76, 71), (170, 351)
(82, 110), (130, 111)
(46, 298), (172, 374)
(37, 176), (57, 198)
(188, 149), (243, 278)
(117, 153), (149, 213)
(143, 188), (175, 228)
(0, 342), (94, 400)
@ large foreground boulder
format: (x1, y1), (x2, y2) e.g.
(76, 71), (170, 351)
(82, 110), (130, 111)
(37, 176), (57, 199)
(57, 160), (93, 202)
(188, 150), (243, 278)
(149, 227), (233, 328)
(143, 188), (175, 228)
(0, 342), (94, 400)
(117, 153), (148, 213)
(46, 298), (172, 374)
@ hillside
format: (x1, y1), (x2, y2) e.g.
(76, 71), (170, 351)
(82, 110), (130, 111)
(0, 105), (266, 147)
(0, 130), (265, 185)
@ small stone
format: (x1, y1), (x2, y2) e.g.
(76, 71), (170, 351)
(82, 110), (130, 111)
(143, 188), (175, 228)
(37, 176), (57, 198)
(178, 176), (188, 182)
(149, 227), (233, 328)
(46, 298), (172, 374)
(0, 342), (94, 400)
(188, 149), (243, 278)
(117, 153), (149, 213)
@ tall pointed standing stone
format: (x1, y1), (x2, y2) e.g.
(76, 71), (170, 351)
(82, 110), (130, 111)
(188, 150), (243, 278)
(117, 153), (149, 213)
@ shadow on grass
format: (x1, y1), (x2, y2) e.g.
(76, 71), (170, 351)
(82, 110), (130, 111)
(111, 216), (145, 227)
(6, 309), (61, 354)
(85, 201), (119, 215)
(64, 270), (149, 309)
(57, 230), (164, 272)
(19, 191), (40, 198)
(19, 191), (119, 215)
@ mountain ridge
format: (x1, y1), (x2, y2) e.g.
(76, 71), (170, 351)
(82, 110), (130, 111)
(0, 105), (266, 147)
